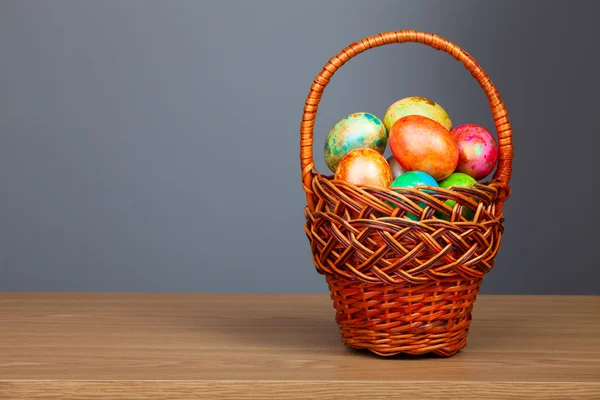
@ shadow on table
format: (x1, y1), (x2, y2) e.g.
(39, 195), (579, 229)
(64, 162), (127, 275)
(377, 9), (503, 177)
(131, 298), (501, 359)
(195, 314), (344, 351)
(193, 314), (455, 359)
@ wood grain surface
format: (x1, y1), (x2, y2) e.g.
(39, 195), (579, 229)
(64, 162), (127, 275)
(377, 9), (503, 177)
(1, 294), (599, 398)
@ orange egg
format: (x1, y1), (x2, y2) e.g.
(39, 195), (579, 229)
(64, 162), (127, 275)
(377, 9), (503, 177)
(334, 148), (392, 188)
(389, 115), (458, 181)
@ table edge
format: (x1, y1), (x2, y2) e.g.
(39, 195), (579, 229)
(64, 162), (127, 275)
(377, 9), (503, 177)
(2, 380), (599, 400)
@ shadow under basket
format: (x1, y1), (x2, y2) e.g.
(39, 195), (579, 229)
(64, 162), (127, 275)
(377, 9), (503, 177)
(299, 31), (513, 357)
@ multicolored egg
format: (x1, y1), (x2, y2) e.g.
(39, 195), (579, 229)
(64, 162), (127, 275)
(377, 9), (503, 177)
(389, 171), (438, 220)
(389, 115), (458, 181)
(334, 148), (392, 188)
(324, 112), (387, 173)
(386, 155), (406, 180)
(384, 96), (452, 132)
(438, 173), (477, 220)
(450, 124), (498, 180)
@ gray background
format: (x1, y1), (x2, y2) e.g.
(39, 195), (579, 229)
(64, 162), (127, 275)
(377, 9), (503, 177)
(0, 0), (598, 294)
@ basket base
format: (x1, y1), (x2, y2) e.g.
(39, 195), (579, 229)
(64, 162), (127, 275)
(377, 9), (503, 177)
(326, 275), (482, 357)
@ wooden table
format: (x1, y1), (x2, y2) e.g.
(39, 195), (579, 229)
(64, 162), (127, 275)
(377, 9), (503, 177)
(1, 294), (599, 399)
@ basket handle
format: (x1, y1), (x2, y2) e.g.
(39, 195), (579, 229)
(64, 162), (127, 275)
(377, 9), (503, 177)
(300, 31), (513, 212)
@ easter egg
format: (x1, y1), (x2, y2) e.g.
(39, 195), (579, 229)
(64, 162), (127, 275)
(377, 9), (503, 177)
(389, 171), (438, 220)
(384, 96), (452, 132)
(386, 155), (406, 180)
(389, 115), (459, 181)
(324, 112), (387, 173)
(450, 124), (498, 180)
(391, 171), (438, 189)
(438, 173), (477, 220)
(334, 148), (392, 188)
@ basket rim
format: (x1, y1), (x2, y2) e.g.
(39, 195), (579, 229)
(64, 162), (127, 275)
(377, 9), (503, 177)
(309, 173), (505, 224)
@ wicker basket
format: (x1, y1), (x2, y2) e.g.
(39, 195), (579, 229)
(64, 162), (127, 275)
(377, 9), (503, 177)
(300, 31), (513, 357)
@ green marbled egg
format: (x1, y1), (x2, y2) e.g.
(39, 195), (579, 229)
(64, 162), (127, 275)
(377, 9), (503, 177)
(324, 112), (387, 173)
(437, 172), (478, 220)
(384, 97), (452, 132)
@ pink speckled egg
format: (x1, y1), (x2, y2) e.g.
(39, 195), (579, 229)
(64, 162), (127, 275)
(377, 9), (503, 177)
(450, 124), (498, 180)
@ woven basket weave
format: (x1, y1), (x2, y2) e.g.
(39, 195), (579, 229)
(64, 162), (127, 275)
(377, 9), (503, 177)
(300, 31), (513, 357)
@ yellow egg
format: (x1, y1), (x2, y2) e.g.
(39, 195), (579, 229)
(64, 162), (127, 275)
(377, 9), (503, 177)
(384, 96), (452, 132)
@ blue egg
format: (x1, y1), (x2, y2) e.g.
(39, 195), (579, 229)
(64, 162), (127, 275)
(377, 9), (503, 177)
(390, 171), (439, 189)
(389, 171), (438, 220)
